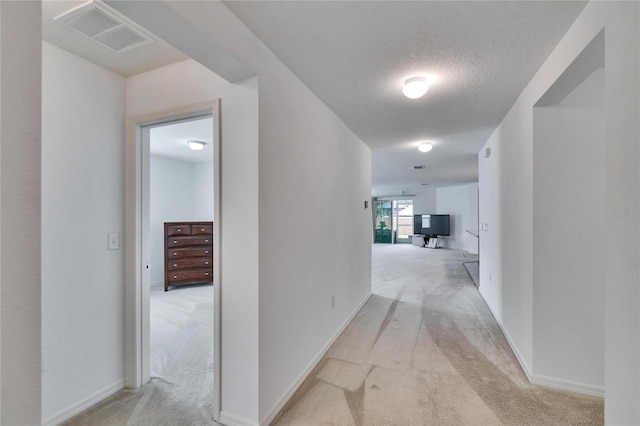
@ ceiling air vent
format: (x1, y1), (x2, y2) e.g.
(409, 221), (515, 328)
(55, 1), (153, 53)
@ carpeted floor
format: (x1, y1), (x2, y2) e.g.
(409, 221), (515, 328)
(64, 283), (215, 426)
(463, 260), (479, 287)
(64, 246), (602, 425)
(272, 244), (603, 425)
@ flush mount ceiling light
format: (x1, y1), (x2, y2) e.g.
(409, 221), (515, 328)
(418, 142), (433, 153)
(402, 76), (429, 99)
(187, 140), (206, 151)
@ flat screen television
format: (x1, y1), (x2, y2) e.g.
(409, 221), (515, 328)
(413, 214), (450, 236)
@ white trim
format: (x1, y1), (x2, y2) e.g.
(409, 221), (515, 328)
(124, 112), (143, 389)
(141, 124), (151, 384)
(530, 373), (604, 398)
(260, 292), (373, 426)
(150, 280), (164, 289)
(212, 99), (222, 423)
(478, 290), (604, 398)
(220, 411), (258, 426)
(42, 378), (125, 426)
(125, 101), (222, 422)
(483, 300), (533, 379)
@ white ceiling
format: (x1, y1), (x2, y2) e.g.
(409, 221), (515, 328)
(224, 1), (587, 195)
(42, 1), (587, 195)
(150, 118), (214, 164)
(42, 0), (188, 76)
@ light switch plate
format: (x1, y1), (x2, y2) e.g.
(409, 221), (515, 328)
(108, 232), (120, 250)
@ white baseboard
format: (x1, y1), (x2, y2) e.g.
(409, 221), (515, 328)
(478, 290), (533, 379)
(151, 280), (164, 289)
(260, 291), (373, 426)
(42, 378), (125, 426)
(220, 411), (258, 426)
(477, 291), (604, 399)
(493, 312), (533, 379)
(530, 374), (604, 398)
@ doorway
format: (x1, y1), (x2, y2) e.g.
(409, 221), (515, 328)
(374, 199), (413, 243)
(394, 200), (414, 243)
(125, 101), (221, 421)
(147, 115), (214, 415)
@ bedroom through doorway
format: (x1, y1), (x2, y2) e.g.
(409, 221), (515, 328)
(147, 115), (215, 418)
(128, 102), (221, 421)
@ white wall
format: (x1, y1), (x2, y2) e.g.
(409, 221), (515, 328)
(436, 183), (478, 253)
(41, 42), (125, 423)
(126, 59), (261, 423)
(0, 2), (42, 424)
(412, 187), (437, 215)
(193, 162), (214, 220)
(149, 155), (196, 286)
(468, 183), (479, 255)
(117, 3), (373, 423)
(533, 68), (604, 391)
(149, 156), (214, 285)
(414, 185), (480, 255)
(257, 83), (371, 423)
(478, 2), (639, 422)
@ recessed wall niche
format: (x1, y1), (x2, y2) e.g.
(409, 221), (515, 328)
(532, 30), (605, 393)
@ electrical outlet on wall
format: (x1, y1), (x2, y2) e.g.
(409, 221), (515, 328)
(108, 232), (120, 250)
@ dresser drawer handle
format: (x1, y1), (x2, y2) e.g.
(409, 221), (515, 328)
(173, 253), (178, 256)
(205, 261), (209, 265)
(177, 229), (182, 232)
(205, 239), (209, 243)
(205, 250), (209, 254)
(173, 240), (178, 244)
(205, 273), (209, 276)
(201, 228), (205, 231)
(173, 275), (178, 279)
(173, 264), (178, 267)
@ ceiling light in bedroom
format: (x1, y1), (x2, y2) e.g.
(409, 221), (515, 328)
(187, 140), (206, 151)
(418, 142), (433, 153)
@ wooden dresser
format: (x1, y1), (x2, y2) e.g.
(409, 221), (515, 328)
(164, 221), (213, 291)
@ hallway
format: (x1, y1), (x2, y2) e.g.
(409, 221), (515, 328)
(62, 245), (602, 425)
(273, 245), (602, 425)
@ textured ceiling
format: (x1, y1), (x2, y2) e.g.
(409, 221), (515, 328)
(224, 1), (587, 196)
(42, 0), (188, 77)
(42, 1), (588, 196)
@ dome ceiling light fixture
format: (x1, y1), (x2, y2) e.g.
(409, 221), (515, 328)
(418, 142), (433, 153)
(402, 76), (429, 99)
(187, 140), (206, 151)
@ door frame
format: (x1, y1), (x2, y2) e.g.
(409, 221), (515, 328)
(394, 199), (414, 243)
(124, 100), (222, 422)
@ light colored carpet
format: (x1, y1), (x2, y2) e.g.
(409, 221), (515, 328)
(64, 283), (215, 426)
(273, 245), (603, 425)
(64, 246), (602, 425)
(463, 260), (479, 287)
